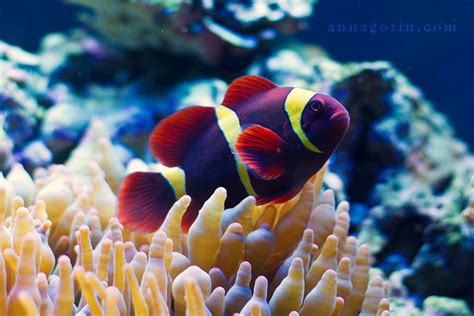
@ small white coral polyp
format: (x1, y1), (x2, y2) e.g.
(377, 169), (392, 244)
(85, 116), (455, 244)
(0, 159), (390, 315)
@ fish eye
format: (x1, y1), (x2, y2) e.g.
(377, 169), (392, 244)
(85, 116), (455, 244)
(309, 100), (323, 113)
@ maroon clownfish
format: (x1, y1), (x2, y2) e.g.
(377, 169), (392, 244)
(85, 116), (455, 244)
(118, 76), (350, 233)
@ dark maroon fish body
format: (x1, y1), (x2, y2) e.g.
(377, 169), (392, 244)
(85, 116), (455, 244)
(119, 76), (350, 232)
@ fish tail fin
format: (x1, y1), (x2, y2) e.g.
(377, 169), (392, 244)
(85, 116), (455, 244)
(118, 172), (177, 233)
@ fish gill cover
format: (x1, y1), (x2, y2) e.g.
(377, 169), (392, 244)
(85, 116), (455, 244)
(0, 0), (472, 315)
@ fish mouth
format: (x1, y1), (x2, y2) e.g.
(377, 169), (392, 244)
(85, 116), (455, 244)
(330, 111), (350, 124)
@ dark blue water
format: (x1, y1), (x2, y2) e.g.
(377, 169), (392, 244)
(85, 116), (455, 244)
(1, 0), (473, 147)
(300, 0), (474, 149)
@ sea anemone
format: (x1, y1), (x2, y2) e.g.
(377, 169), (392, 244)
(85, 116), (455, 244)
(0, 154), (390, 315)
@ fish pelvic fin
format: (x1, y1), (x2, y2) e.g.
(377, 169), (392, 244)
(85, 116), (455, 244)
(118, 172), (179, 233)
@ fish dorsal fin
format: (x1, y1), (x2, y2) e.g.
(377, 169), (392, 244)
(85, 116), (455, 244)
(149, 106), (215, 167)
(222, 75), (278, 107)
(236, 125), (290, 180)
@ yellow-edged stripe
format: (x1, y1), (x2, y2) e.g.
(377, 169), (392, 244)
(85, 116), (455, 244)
(215, 106), (257, 196)
(284, 88), (323, 153)
(158, 165), (186, 199)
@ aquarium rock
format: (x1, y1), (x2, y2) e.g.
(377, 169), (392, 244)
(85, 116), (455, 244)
(422, 296), (472, 316)
(70, 0), (317, 64)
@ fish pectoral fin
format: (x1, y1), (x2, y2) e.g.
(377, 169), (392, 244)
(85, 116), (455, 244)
(222, 75), (277, 107)
(235, 125), (290, 180)
(149, 106), (215, 167)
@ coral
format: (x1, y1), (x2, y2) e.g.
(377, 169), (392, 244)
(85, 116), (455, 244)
(15, 141), (53, 174)
(422, 296), (471, 316)
(1, 36), (164, 168)
(41, 103), (89, 155)
(0, 154), (389, 315)
(70, 0), (317, 64)
(0, 41), (50, 171)
(163, 79), (228, 112)
(359, 169), (474, 307)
